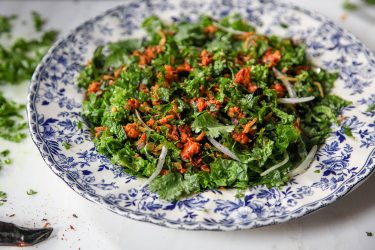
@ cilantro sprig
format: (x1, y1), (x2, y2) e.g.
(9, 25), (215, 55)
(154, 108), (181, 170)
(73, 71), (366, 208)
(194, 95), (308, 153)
(191, 112), (234, 138)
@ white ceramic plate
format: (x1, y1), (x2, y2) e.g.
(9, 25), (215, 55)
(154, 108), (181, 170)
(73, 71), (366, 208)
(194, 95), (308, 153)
(28, 0), (375, 230)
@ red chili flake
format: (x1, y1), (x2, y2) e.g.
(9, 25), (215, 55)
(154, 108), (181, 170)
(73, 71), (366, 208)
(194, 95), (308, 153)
(157, 114), (175, 125)
(200, 49), (213, 66)
(167, 125), (179, 141)
(200, 165), (210, 172)
(164, 65), (176, 83)
(227, 107), (245, 118)
(127, 99), (140, 110)
(234, 67), (251, 86)
(271, 83), (285, 97)
(114, 64), (125, 78)
(262, 49), (281, 68)
(294, 119), (302, 133)
(176, 62), (192, 72)
(146, 118), (155, 127)
(123, 123), (140, 139)
(247, 84), (258, 93)
(160, 169), (170, 175)
(232, 132), (250, 145)
(181, 140), (200, 160)
(295, 65), (310, 74)
(194, 131), (206, 142)
(204, 25), (217, 34)
(242, 118), (258, 134)
(87, 82), (101, 94)
(94, 126), (106, 138)
(196, 98), (207, 112)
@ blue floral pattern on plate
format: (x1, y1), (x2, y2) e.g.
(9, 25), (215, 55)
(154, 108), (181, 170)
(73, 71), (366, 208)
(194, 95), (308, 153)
(27, 0), (375, 230)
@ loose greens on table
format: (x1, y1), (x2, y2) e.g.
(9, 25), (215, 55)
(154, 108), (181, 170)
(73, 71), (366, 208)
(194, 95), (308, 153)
(0, 12), (58, 204)
(79, 15), (349, 201)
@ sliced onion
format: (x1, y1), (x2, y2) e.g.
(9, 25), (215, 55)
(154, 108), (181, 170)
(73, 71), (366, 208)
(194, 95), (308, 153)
(313, 66), (321, 74)
(142, 146), (168, 187)
(272, 68), (296, 98)
(288, 145), (318, 177)
(213, 22), (248, 36)
(260, 154), (289, 177)
(207, 136), (240, 162)
(278, 96), (315, 104)
(135, 109), (153, 131)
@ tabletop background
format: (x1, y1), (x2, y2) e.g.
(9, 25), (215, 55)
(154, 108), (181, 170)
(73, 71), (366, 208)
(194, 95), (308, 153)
(0, 0), (374, 249)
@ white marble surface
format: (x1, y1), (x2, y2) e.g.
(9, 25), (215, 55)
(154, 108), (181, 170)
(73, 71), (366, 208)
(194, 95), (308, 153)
(0, 0), (374, 249)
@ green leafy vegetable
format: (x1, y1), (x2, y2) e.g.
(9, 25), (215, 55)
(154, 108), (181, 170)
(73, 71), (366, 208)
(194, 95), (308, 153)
(26, 189), (38, 195)
(150, 172), (200, 200)
(0, 12), (57, 205)
(31, 11), (45, 32)
(0, 30), (58, 85)
(343, 125), (354, 138)
(343, 0), (358, 10)
(0, 191), (7, 206)
(0, 149), (11, 171)
(62, 141), (71, 149)
(0, 15), (16, 36)
(0, 92), (27, 142)
(191, 112), (234, 138)
(79, 15), (349, 200)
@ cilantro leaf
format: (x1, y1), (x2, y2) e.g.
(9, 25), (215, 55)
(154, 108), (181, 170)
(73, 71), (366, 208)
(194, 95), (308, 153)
(31, 11), (45, 32)
(150, 172), (200, 201)
(191, 111), (234, 138)
(275, 124), (299, 151)
(26, 189), (38, 195)
(250, 137), (274, 167)
(0, 191), (7, 206)
(209, 158), (248, 188)
(343, 125), (354, 138)
(0, 15), (16, 36)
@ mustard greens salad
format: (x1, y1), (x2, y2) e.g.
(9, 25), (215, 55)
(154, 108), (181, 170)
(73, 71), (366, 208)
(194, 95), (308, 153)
(78, 15), (349, 200)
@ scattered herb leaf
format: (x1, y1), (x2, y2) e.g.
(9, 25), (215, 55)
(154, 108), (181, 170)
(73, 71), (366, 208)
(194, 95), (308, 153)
(31, 11), (45, 32)
(62, 141), (71, 150)
(0, 15), (16, 36)
(343, 125), (354, 138)
(343, 0), (359, 11)
(26, 189), (38, 195)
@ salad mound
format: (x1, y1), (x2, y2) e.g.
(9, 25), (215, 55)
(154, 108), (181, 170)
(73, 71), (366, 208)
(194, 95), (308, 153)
(78, 15), (349, 200)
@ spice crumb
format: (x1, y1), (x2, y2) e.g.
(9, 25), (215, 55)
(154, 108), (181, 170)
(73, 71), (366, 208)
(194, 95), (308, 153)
(8, 214), (15, 217)
(70, 225), (75, 230)
(366, 232), (373, 237)
(340, 13), (348, 21)
(73, 214), (78, 218)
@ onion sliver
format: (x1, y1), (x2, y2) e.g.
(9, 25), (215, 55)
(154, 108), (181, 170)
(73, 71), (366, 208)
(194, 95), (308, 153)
(260, 154), (289, 177)
(214, 22), (248, 36)
(135, 109), (153, 131)
(272, 68), (296, 98)
(142, 146), (168, 187)
(207, 136), (240, 162)
(288, 145), (318, 177)
(278, 96), (315, 104)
